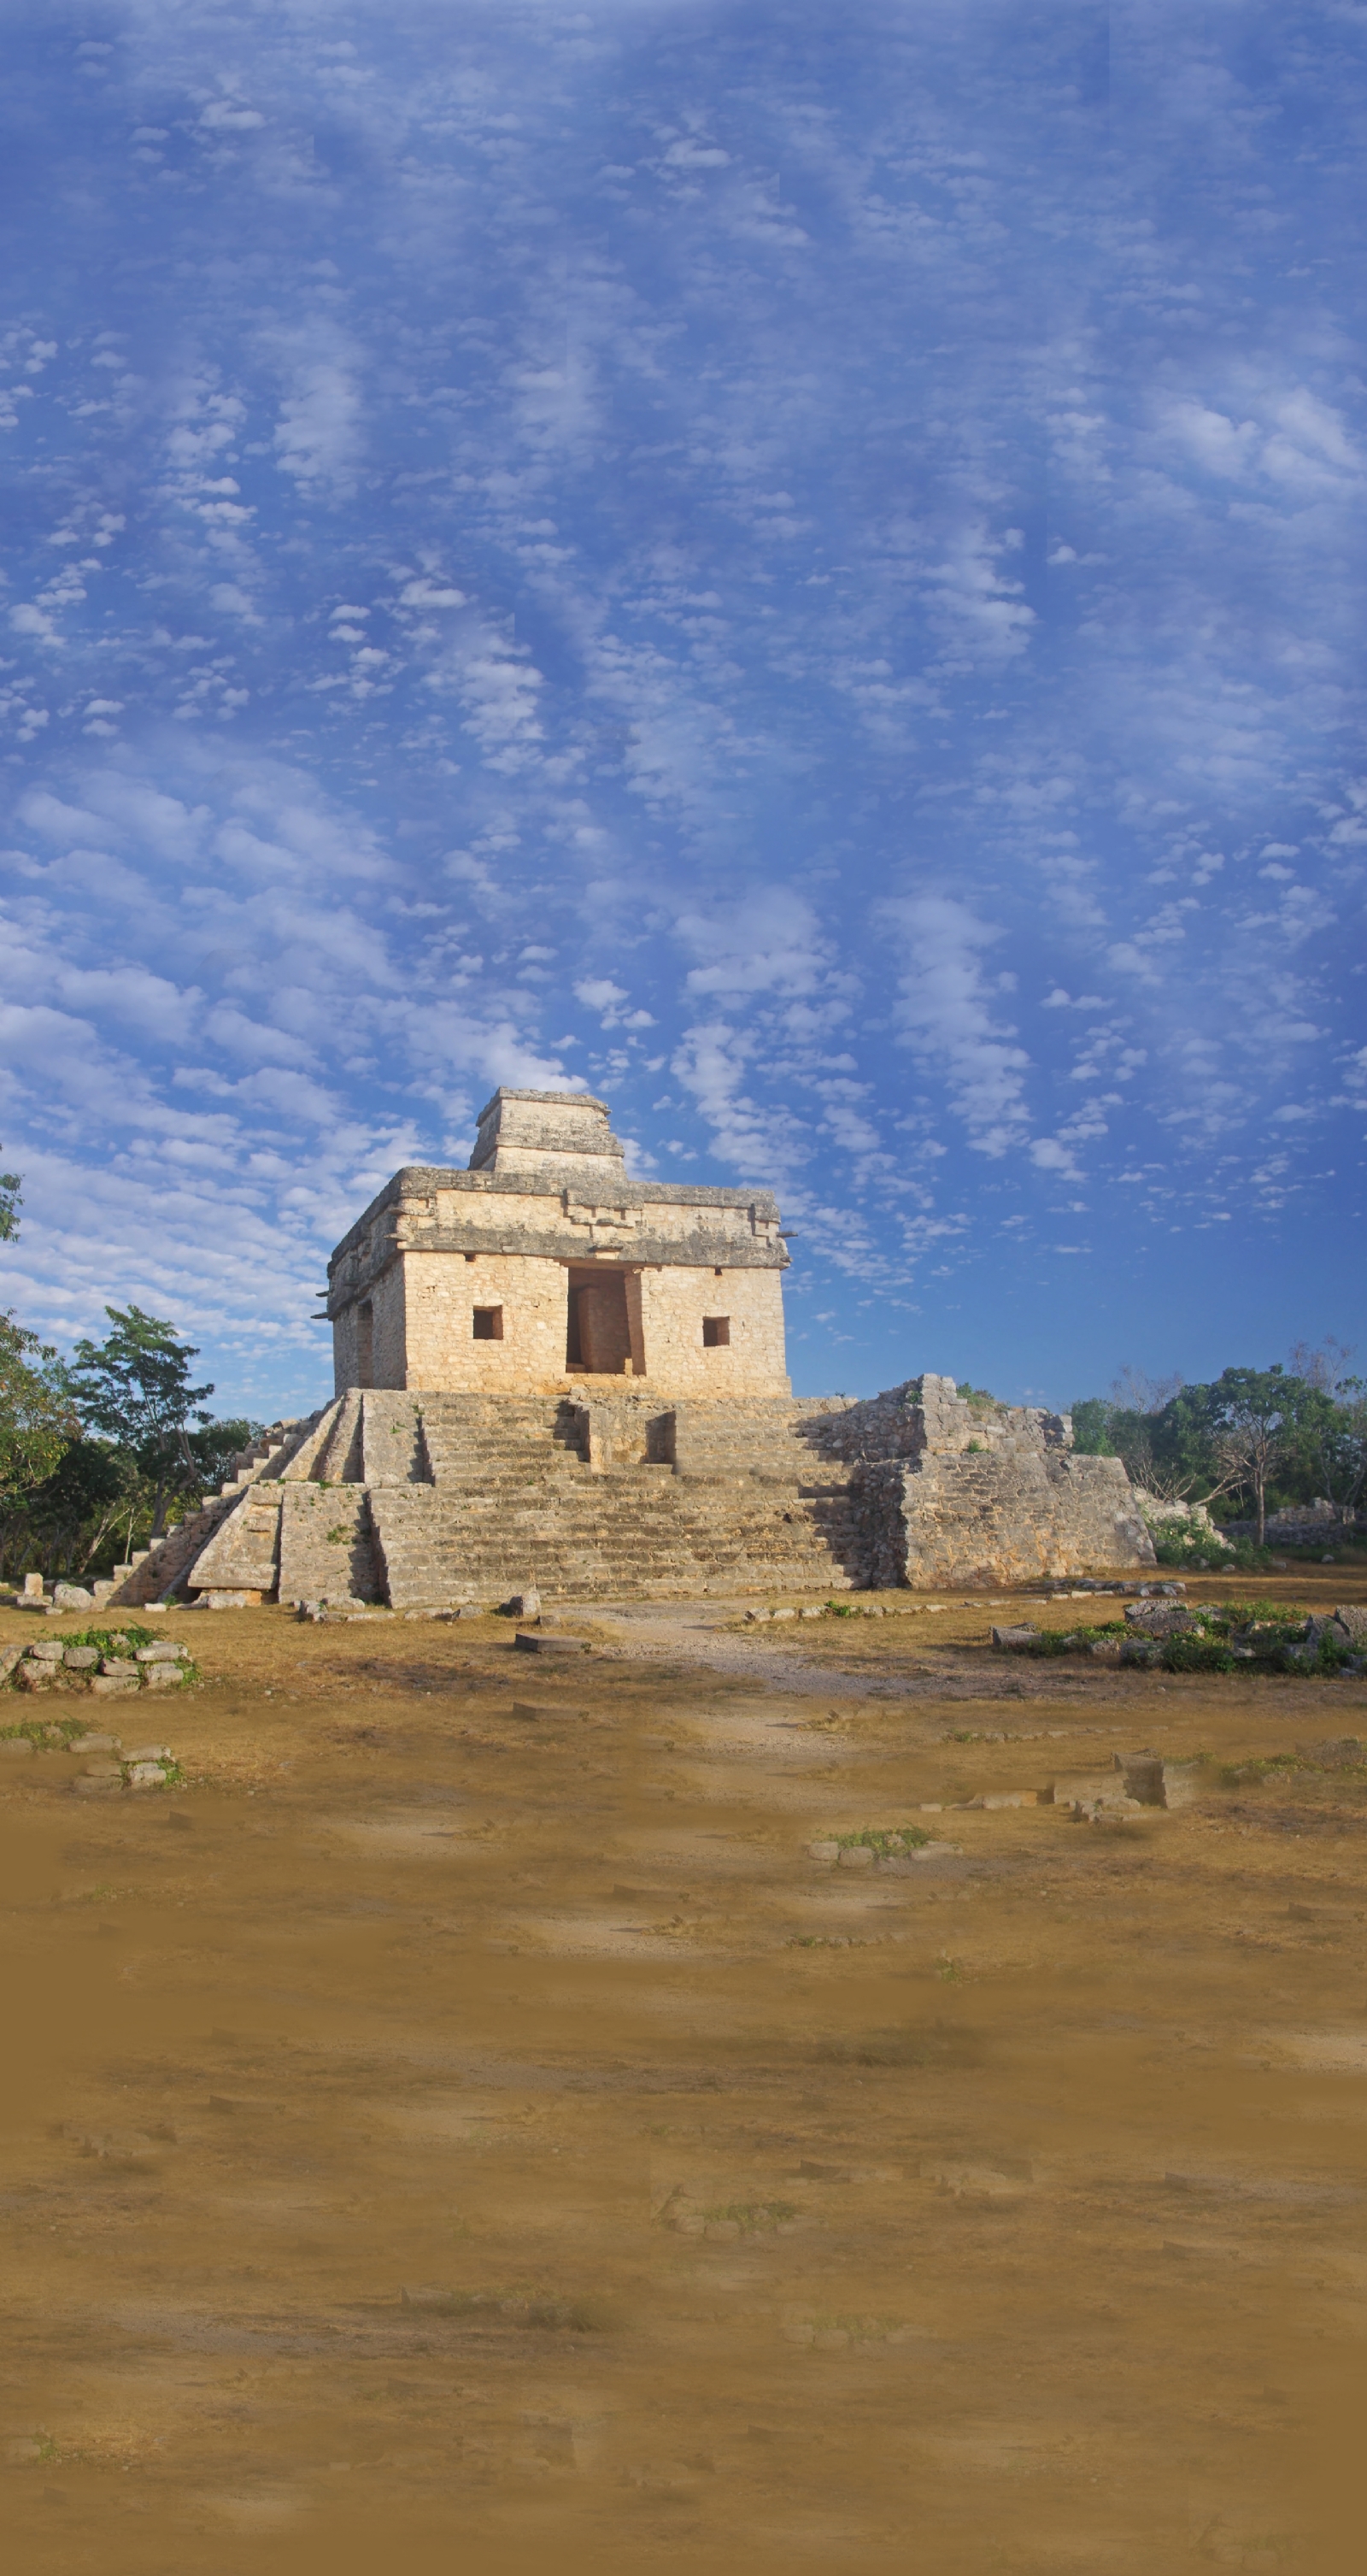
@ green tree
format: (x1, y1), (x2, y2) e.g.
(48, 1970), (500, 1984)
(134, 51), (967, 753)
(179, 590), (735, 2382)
(1285, 1341), (1367, 1522)
(1192, 1366), (1314, 1546)
(0, 1149), (20, 1245)
(18, 1437), (127, 1577)
(71, 1304), (214, 1538)
(188, 1416), (267, 1494)
(0, 1312), (79, 1503)
(1068, 1397), (1115, 1456)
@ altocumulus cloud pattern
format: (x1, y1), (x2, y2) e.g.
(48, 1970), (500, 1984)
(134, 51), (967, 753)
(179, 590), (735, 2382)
(1, 0), (1364, 1416)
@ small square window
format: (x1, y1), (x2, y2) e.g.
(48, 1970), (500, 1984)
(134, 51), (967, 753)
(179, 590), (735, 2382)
(472, 1306), (503, 1341)
(702, 1314), (730, 1348)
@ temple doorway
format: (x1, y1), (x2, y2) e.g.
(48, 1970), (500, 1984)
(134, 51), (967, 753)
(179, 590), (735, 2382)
(566, 1267), (635, 1373)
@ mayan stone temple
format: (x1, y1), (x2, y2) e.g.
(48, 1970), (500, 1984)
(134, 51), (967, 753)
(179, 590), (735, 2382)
(108, 1088), (1153, 1610)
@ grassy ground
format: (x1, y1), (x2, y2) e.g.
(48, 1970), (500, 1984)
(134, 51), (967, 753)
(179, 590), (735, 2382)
(3, 1575), (1365, 2573)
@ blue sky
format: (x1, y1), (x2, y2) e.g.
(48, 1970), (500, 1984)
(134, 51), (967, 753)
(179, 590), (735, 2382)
(1, 0), (1364, 1420)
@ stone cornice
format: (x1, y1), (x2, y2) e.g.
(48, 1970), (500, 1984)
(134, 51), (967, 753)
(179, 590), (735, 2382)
(329, 1164), (783, 1268)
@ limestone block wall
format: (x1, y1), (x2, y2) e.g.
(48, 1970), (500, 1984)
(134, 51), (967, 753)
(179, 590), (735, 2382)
(331, 1250), (789, 1397)
(332, 1262), (407, 1396)
(803, 1373), (1071, 1465)
(185, 1492), (282, 1595)
(277, 1486), (384, 1605)
(860, 1451), (1153, 1587)
(636, 1266), (789, 1397)
(397, 1250), (572, 1391)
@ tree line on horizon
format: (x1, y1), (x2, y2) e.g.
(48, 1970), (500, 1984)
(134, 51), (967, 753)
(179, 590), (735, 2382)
(1067, 1352), (1367, 1548)
(0, 1151), (263, 1584)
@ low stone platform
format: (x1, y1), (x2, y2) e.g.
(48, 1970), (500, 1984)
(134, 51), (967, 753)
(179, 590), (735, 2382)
(107, 1375), (1153, 1611)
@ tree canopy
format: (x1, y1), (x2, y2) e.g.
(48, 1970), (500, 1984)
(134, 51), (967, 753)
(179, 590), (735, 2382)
(1071, 1351), (1366, 1544)
(70, 1305), (217, 1539)
(0, 1311), (80, 1504)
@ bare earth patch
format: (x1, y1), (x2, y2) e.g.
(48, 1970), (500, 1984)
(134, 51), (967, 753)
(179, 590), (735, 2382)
(2, 1573), (1364, 2572)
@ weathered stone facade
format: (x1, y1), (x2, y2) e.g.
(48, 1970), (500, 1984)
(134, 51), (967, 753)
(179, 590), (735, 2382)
(326, 1087), (790, 1401)
(103, 1109), (1152, 1609)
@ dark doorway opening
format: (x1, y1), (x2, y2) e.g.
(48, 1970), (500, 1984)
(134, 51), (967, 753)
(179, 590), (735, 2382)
(566, 1267), (633, 1373)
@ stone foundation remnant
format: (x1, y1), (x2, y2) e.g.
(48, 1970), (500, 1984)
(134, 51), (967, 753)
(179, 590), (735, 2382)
(102, 1089), (1153, 1610)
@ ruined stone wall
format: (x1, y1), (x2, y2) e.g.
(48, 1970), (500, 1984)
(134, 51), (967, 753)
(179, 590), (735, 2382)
(800, 1373), (1071, 1464)
(859, 1450), (1153, 1587)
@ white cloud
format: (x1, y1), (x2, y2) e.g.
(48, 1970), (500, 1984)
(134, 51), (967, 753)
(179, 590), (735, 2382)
(270, 331), (363, 497)
(882, 894), (1032, 1157)
(678, 889), (830, 1001)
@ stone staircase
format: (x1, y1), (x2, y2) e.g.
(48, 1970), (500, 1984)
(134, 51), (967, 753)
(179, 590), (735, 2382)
(162, 1379), (1150, 1609)
(367, 1392), (865, 1607)
(166, 1388), (866, 1608)
(108, 1414), (327, 1606)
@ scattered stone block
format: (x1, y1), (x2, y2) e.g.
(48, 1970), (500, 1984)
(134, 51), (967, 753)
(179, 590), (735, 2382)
(26, 1640), (65, 1664)
(507, 1586), (541, 1619)
(1124, 1601), (1198, 1638)
(510, 1701), (584, 1721)
(991, 1625), (1039, 1650)
(126, 1744), (172, 1763)
(72, 1732), (120, 1753)
(21, 1573), (44, 1599)
(91, 1674), (138, 1697)
(144, 1666), (185, 1690)
(0, 1643), (26, 1683)
(808, 1840), (840, 1862)
(51, 1583), (93, 1609)
(136, 1642), (187, 1662)
(981, 1791), (1038, 1809)
(99, 1659), (138, 1679)
(1088, 1640), (1123, 1663)
(513, 1631), (588, 1655)
(1156, 1761), (1200, 1810)
(61, 1646), (98, 1670)
(836, 1845), (875, 1870)
(198, 1591), (261, 1609)
(127, 1762), (167, 1789)
(1047, 1773), (1126, 1808)
(1114, 1750), (1165, 1803)
(18, 1666), (57, 1691)
(1, 1738), (34, 1758)
(745, 1608), (772, 1622)
(771, 1608), (796, 1621)
(799, 1605), (823, 1620)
